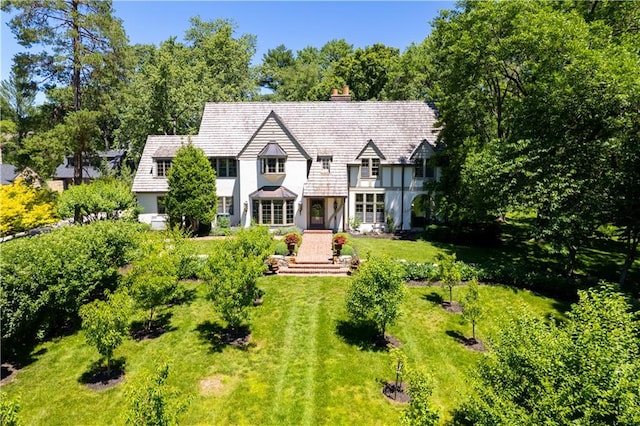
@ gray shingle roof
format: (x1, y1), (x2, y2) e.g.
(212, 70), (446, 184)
(133, 101), (439, 195)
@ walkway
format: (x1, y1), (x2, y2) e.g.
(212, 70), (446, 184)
(296, 230), (333, 263)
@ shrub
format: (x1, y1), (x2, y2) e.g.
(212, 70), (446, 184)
(0, 221), (144, 348)
(58, 178), (139, 222)
(274, 241), (288, 256)
(403, 262), (438, 281)
(0, 395), (21, 426)
(0, 177), (57, 236)
(231, 226), (274, 261)
(349, 216), (362, 231)
(401, 370), (439, 426)
(340, 244), (355, 257)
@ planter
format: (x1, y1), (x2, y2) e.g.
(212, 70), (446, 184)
(287, 243), (296, 256)
(334, 243), (343, 256)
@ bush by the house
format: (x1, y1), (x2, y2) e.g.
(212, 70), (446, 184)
(58, 178), (139, 222)
(274, 241), (288, 256)
(0, 221), (144, 349)
(403, 261), (439, 282)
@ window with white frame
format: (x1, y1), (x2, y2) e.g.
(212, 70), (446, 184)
(252, 199), (295, 225)
(217, 196), (233, 215)
(360, 158), (380, 178)
(355, 193), (385, 223)
(319, 156), (331, 172)
(210, 158), (237, 177)
(414, 158), (434, 179)
(156, 159), (172, 177)
(261, 158), (286, 174)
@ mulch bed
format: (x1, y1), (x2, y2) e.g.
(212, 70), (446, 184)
(83, 366), (125, 391)
(463, 337), (487, 352)
(371, 333), (403, 350)
(382, 382), (411, 403)
(405, 280), (431, 287)
(441, 301), (464, 314)
(1, 363), (18, 386)
(131, 323), (168, 341)
(221, 328), (252, 347)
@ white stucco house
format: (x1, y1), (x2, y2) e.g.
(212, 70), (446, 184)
(132, 88), (440, 232)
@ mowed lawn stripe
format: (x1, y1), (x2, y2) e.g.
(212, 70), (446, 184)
(269, 277), (321, 424)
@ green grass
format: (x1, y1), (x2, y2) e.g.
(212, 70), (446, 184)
(3, 274), (561, 425)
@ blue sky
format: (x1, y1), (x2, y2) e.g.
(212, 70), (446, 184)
(1, 1), (456, 82)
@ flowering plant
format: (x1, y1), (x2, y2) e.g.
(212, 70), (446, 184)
(284, 233), (301, 245)
(333, 234), (347, 246)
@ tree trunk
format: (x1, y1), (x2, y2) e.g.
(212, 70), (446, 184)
(619, 228), (639, 287)
(472, 320), (476, 341)
(449, 286), (453, 303)
(566, 245), (578, 276)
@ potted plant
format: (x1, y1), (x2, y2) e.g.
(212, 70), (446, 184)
(284, 233), (301, 256)
(349, 257), (361, 274)
(267, 257), (279, 274)
(333, 234), (348, 256)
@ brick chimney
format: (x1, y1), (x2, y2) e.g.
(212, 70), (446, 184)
(330, 85), (351, 102)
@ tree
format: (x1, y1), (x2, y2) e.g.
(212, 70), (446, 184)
(125, 252), (178, 330)
(346, 255), (405, 337)
(460, 277), (483, 341)
(457, 284), (640, 424)
(57, 178), (138, 222)
(164, 143), (217, 234)
(0, 177), (57, 236)
(2, 0), (128, 184)
(436, 253), (462, 304)
(79, 290), (132, 373)
(401, 370), (440, 426)
(204, 246), (264, 331)
(125, 363), (189, 426)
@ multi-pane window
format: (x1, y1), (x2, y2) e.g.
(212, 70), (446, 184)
(355, 193), (385, 223)
(261, 158), (286, 174)
(360, 158), (380, 178)
(414, 158), (434, 179)
(156, 160), (172, 177)
(320, 157), (331, 171)
(217, 197), (233, 215)
(210, 158), (237, 177)
(252, 199), (295, 225)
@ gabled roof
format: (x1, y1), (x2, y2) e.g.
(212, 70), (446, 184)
(355, 139), (386, 160)
(409, 139), (435, 160)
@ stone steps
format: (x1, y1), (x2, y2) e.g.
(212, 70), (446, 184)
(278, 261), (350, 276)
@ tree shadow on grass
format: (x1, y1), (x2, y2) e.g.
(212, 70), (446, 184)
(130, 311), (176, 341)
(335, 320), (388, 352)
(445, 330), (468, 345)
(195, 321), (253, 353)
(422, 291), (444, 305)
(169, 286), (198, 306)
(79, 357), (126, 390)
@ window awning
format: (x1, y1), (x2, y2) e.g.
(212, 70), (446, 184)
(258, 142), (287, 157)
(249, 185), (297, 199)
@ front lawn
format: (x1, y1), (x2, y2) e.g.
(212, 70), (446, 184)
(3, 274), (561, 424)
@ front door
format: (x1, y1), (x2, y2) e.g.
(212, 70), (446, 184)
(309, 198), (325, 229)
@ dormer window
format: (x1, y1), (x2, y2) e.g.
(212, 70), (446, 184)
(360, 158), (380, 178)
(318, 156), (332, 172)
(414, 158), (434, 179)
(156, 159), (172, 177)
(258, 142), (287, 175)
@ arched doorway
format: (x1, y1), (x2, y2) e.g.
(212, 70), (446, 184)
(411, 194), (431, 228)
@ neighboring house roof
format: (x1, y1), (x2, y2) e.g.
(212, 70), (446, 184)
(133, 101), (439, 196)
(53, 150), (126, 180)
(1, 164), (18, 185)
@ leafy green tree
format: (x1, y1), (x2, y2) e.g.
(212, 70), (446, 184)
(125, 363), (189, 426)
(125, 252), (178, 330)
(79, 290), (132, 373)
(58, 178), (138, 222)
(460, 277), (483, 341)
(457, 284), (640, 425)
(401, 370), (439, 426)
(2, 0), (128, 184)
(436, 253), (462, 304)
(204, 246), (264, 331)
(165, 144), (217, 234)
(346, 256), (405, 337)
